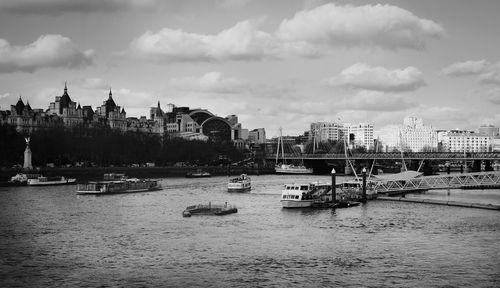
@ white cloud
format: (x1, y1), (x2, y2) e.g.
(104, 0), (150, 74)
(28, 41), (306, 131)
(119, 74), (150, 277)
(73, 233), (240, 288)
(0, 0), (157, 15)
(128, 20), (278, 62)
(276, 3), (444, 51)
(441, 60), (489, 76)
(0, 93), (10, 99)
(0, 35), (94, 73)
(170, 72), (250, 94)
(337, 90), (416, 111)
(327, 63), (425, 92)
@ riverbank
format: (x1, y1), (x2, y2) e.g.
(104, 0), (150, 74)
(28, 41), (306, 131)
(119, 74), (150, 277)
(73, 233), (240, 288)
(0, 165), (275, 181)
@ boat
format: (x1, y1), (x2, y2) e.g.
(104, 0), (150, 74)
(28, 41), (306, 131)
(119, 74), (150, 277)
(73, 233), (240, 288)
(274, 128), (313, 174)
(227, 174), (251, 192)
(27, 175), (76, 186)
(275, 164), (313, 174)
(182, 202), (237, 217)
(185, 169), (212, 178)
(76, 177), (161, 194)
(281, 182), (332, 208)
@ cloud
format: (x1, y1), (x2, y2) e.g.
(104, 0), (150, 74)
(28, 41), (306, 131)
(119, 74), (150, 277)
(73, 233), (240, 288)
(170, 72), (250, 94)
(441, 60), (489, 76)
(337, 90), (416, 111)
(0, 0), (157, 15)
(76, 78), (110, 90)
(327, 63), (425, 92)
(479, 71), (500, 85)
(276, 3), (444, 51)
(128, 20), (278, 62)
(0, 93), (10, 100)
(0, 35), (94, 73)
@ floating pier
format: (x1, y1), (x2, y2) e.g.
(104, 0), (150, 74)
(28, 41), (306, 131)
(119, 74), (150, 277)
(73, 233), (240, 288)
(182, 202), (237, 217)
(377, 196), (500, 211)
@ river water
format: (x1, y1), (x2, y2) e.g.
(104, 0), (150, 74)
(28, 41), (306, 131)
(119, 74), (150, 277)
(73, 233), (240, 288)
(0, 175), (499, 287)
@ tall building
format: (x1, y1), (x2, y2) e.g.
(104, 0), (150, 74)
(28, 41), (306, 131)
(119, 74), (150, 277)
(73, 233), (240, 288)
(310, 121), (373, 149)
(248, 128), (266, 144)
(400, 116), (437, 152)
(439, 130), (490, 152)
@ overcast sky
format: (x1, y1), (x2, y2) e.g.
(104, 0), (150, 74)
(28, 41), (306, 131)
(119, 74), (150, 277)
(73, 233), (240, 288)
(1, 0), (499, 138)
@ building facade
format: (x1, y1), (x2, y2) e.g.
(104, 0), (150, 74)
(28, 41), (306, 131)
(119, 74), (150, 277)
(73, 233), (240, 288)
(400, 117), (437, 152)
(439, 130), (490, 152)
(309, 121), (374, 149)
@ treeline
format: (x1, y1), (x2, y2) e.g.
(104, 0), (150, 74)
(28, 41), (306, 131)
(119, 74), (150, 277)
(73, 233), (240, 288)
(0, 124), (245, 167)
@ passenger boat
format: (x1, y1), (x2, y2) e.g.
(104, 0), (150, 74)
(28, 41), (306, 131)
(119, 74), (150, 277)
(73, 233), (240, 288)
(275, 164), (313, 174)
(185, 169), (212, 178)
(281, 182), (331, 208)
(182, 202), (237, 217)
(76, 177), (161, 194)
(227, 174), (251, 192)
(27, 175), (76, 186)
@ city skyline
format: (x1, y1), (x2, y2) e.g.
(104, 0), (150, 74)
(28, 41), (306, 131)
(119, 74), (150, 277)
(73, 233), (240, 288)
(1, 0), (499, 138)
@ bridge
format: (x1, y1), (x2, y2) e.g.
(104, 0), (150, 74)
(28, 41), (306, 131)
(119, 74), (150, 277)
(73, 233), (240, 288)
(374, 171), (500, 194)
(265, 152), (500, 161)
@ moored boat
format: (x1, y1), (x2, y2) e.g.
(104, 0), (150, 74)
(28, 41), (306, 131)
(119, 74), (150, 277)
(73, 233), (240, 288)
(227, 174), (251, 192)
(185, 169), (212, 178)
(27, 175), (76, 186)
(76, 177), (161, 194)
(275, 164), (313, 174)
(281, 182), (332, 208)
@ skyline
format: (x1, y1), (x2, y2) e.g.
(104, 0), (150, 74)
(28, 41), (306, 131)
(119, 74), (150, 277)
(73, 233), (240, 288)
(1, 0), (500, 138)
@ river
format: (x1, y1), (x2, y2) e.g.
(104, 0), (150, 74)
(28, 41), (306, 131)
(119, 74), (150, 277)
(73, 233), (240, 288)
(0, 174), (499, 287)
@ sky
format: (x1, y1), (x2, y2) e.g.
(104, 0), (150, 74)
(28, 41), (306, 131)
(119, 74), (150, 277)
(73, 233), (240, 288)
(0, 0), (499, 138)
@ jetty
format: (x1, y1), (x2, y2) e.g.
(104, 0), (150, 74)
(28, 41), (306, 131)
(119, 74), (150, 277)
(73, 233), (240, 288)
(377, 196), (500, 211)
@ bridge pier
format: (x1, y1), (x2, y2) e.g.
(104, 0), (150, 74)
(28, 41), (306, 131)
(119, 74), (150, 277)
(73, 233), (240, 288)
(485, 160), (493, 171)
(473, 160), (481, 172)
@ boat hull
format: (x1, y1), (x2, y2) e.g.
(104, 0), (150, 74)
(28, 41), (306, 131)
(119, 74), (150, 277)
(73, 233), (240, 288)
(76, 186), (162, 195)
(227, 186), (251, 192)
(281, 199), (314, 208)
(275, 167), (313, 174)
(27, 179), (76, 186)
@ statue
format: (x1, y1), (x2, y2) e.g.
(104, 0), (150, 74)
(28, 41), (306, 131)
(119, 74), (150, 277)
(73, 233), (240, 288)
(23, 136), (33, 170)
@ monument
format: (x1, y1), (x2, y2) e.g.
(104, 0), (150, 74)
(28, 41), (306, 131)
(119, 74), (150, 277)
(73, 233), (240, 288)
(23, 137), (33, 170)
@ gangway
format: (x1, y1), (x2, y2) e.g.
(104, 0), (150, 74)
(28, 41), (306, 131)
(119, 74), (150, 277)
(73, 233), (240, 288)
(374, 171), (500, 194)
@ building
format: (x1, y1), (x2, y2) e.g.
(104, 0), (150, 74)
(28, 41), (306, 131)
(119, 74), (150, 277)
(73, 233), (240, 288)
(400, 117), (437, 152)
(440, 130), (490, 152)
(310, 121), (373, 150)
(478, 124), (499, 137)
(248, 128), (266, 144)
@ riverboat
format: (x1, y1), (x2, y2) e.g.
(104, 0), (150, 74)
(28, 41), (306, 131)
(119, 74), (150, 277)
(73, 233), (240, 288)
(227, 174), (251, 192)
(185, 169), (212, 178)
(27, 175), (76, 186)
(182, 202), (237, 217)
(281, 182), (331, 208)
(76, 178), (161, 194)
(275, 164), (313, 174)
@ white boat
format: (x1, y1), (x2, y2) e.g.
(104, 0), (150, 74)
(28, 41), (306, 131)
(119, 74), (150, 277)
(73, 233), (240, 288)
(27, 175), (76, 186)
(275, 164), (313, 174)
(281, 182), (331, 208)
(275, 128), (313, 175)
(227, 174), (251, 192)
(76, 178), (162, 194)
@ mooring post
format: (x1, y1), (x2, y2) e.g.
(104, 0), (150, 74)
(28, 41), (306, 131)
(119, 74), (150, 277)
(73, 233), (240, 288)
(331, 168), (336, 204)
(362, 167), (367, 203)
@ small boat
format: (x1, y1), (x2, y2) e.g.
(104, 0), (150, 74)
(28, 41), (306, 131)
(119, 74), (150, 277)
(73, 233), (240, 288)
(227, 174), (251, 192)
(27, 175), (76, 186)
(281, 182), (332, 208)
(185, 169), (212, 178)
(182, 202), (237, 217)
(76, 177), (161, 194)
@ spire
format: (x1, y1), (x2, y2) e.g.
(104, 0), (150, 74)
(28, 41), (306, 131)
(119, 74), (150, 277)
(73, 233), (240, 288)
(109, 88), (112, 98)
(157, 101), (161, 107)
(64, 81), (68, 94)
(77, 102), (81, 110)
(121, 107), (126, 114)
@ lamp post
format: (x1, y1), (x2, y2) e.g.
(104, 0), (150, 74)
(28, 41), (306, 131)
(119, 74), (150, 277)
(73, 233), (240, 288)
(362, 167), (367, 203)
(331, 168), (336, 204)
